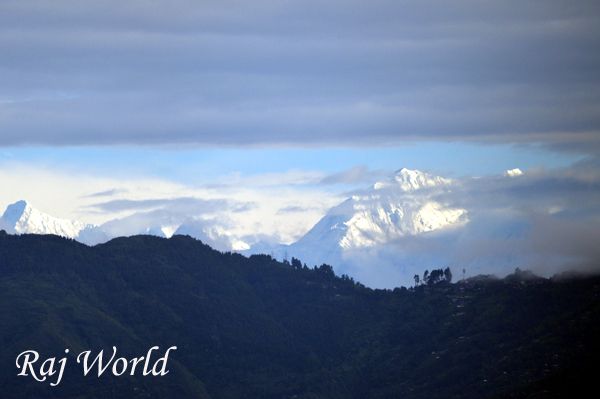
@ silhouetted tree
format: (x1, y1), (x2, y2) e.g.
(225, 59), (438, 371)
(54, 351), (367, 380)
(414, 274), (420, 286)
(318, 264), (335, 278)
(426, 269), (439, 285)
(444, 267), (453, 283)
(291, 257), (302, 270)
(423, 268), (452, 285)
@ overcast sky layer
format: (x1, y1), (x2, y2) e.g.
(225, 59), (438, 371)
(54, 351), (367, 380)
(1, 0), (599, 151)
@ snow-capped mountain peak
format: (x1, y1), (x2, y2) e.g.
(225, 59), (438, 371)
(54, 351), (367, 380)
(373, 168), (451, 191)
(504, 168), (523, 177)
(0, 200), (90, 239)
(242, 168), (470, 287)
(283, 168), (467, 263)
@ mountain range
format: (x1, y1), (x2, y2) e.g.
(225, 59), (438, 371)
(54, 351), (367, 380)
(0, 168), (467, 245)
(0, 168), (527, 287)
(0, 200), (92, 238)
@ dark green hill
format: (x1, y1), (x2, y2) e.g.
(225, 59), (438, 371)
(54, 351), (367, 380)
(0, 232), (598, 398)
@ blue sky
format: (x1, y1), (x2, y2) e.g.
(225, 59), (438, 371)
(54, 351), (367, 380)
(0, 143), (583, 186)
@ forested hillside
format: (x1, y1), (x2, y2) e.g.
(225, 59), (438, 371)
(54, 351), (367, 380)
(0, 231), (598, 398)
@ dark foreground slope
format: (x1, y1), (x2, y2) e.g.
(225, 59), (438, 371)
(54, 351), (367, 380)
(0, 232), (598, 399)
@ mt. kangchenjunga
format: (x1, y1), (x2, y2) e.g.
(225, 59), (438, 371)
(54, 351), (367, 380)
(286, 168), (466, 252)
(246, 168), (468, 277)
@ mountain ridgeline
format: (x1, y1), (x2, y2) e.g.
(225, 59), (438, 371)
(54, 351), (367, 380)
(0, 231), (598, 398)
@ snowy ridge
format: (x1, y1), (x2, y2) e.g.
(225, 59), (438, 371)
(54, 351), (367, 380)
(504, 168), (523, 177)
(240, 168), (472, 280)
(0, 169), (464, 252)
(0, 200), (91, 239)
(0, 200), (252, 249)
(293, 168), (466, 252)
(373, 168), (451, 191)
